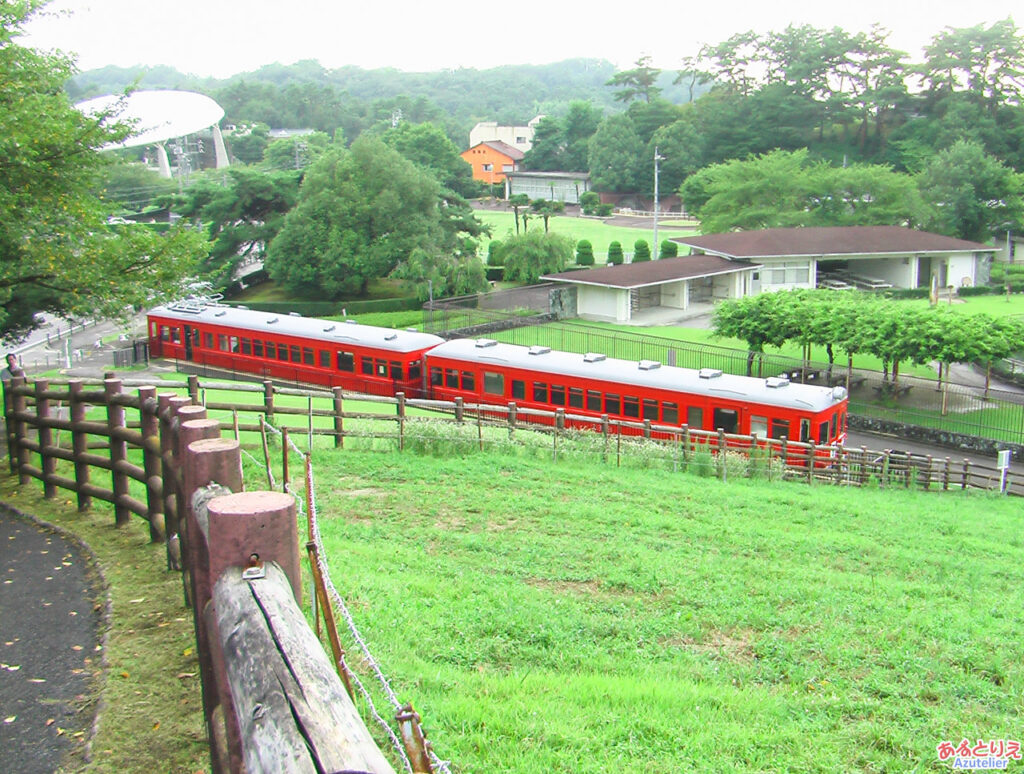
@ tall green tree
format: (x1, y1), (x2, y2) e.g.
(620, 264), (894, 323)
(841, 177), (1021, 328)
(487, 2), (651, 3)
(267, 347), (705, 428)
(266, 136), (468, 298)
(588, 114), (644, 193)
(380, 121), (476, 198)
(0, 1), (205, 340)
(606, 55), (662, 104)
(916, 140), (1024, 241)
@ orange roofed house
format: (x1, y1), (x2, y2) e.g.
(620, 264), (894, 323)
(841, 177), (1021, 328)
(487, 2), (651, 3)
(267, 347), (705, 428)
(460, 140), (524, 186)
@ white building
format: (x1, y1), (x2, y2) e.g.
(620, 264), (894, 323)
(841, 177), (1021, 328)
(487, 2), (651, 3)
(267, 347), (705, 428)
(469, 116), (544, 154)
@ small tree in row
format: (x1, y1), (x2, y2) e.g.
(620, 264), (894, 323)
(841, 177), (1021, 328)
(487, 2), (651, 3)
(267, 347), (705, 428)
(576, 239), (595, 266)
(633, 239), (651, 262)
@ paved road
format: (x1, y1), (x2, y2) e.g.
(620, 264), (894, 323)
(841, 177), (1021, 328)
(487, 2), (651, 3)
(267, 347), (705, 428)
(0, 505), (103, 773)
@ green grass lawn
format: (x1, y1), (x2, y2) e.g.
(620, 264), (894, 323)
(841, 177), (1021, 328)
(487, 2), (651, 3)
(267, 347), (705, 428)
(476, 210), (698, 258)
(301, 445), (1024, 773)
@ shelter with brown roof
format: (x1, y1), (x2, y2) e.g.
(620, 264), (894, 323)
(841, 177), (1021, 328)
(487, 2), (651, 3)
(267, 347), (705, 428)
(543, 255), (760, 324)
(673, 226), (994, 293)
(460, 140), (524, 185)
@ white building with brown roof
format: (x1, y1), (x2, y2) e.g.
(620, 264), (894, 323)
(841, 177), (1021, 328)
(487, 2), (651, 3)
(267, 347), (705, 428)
(673, 226), (995, 293)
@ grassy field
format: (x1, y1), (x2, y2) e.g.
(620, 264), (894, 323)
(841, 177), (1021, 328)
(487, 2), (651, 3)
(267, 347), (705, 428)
(302, 445), (1023, 773)
(475, 210), (698, 257)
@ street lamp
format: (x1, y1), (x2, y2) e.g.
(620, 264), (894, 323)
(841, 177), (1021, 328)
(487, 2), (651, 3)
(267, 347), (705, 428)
(653, 146), (665, 259)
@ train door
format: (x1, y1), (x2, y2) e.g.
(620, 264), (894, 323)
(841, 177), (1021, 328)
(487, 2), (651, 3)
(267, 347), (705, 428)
(799, 418), (811, 443)
(183, 325), (198, 361)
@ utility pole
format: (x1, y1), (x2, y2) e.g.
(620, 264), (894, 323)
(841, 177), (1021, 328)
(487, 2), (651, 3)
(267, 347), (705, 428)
(653, 146), (665, 259)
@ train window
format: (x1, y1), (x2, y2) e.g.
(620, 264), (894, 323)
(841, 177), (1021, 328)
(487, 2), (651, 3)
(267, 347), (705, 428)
(253, 340), (264, 358)
(204, 333), (214, 349)
(266, 342), (276, 359)
(287, 345), (299, 362)
(712, 408), (738, 434)
(687, 406), (703, 429)
(605, 394), (621, 415)
(623, 396), (640, 419)
(302, 347), (314, 365)
(830, 413), (838, 441)
(376, 360), (388, 378)
(389, 361), (402, 379)
(770, 419), (789, 440)
(240, 338), (251, 355)
(218, 335), (228, 351)
(409, 361), (422, 381)
(512, 380), (525, 400)
(361, 357), (373, 375)
(430, 367), (443, 386)
(319, 350), (330, 368)
(337, 351), (354, 372)
(483, 371), (504, 396)
(533, 382), (548, 403)
(150, 321), (158, 337)
(160, 326), (170, 342)
(170, 327), (181, 344)
(642, 399), (658, 421)
(750, 415), (767, 438)
(663, 402), (678, 424)
(799, 419), (811, 443)
(445, 369), (459, 388)
(278, 345), (289, 362)
(818, 422), (829, 444)
(461, 371), (474, 391)
(230, 336), (240, 353)
(586, 390), (602, 412)
(569, 388), (584, 409)
(550, 385), (566, 406)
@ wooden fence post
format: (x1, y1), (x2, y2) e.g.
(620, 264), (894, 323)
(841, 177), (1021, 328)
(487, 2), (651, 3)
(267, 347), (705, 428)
(508, 402), (517, 440)
(807, 442), (816, 484)
(3, 380), (16, 475)
(69, 380), (91, 512)
(263, 380), (275, 430)
(105, 379), (131, 527)
(11, 377), (30, 485)
(35, 379), (56, 499)
(961, 458), (970, 490)
(718, 429), (727, 481)
(282, 428), (291, 492)
(923, 455), (933, 491)
(188, 374), (200, 404)
(943, 457), (951, 491)
(332, 387), (344, 449)
(396, 392), (406, 452)
(454, 397), (464, 424)
(138, 386), (165, 542)
(860, 446), (869, 486)
(158, 393), (184, 568)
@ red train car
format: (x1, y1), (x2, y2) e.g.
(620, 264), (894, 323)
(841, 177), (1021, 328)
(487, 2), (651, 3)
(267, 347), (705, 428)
(147, 302), (444, 397)
(424, 338), (848, 446)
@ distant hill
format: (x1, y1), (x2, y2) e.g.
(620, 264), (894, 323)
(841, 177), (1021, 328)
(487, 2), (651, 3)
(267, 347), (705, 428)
(66, 58), (700, 146)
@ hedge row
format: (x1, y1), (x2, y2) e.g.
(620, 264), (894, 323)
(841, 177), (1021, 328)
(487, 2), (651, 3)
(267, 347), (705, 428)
(226, 297), (423, 316)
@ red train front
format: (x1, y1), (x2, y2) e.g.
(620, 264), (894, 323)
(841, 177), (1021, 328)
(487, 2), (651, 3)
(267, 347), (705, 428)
(147, 301), (444, 397)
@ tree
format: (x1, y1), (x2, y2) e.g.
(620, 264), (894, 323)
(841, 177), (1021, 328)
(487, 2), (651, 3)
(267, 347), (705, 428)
(96, 159), (178, 212)
(380, 122), (477, 198)
(227, 123), (270, 164)
(916, 140), (1024, 242)
(588, 114), (644, 193)
(606, 55), (662, 104)
(267, 136), (464, 299)
(607, 241), (624, 265)
(508, 194), (530, 234)
(173, 167), (302, 288)
(262, 131), (330, 171)
(632, 239), (651, 262)
(576, 240), (595, 266)
(501, 232), (573, 283)
(0, 2), (206, 340)
(530, 199), (565, 232)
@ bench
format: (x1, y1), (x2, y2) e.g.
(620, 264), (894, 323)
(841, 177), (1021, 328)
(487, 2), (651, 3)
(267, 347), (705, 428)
(872, 383), (912, 398)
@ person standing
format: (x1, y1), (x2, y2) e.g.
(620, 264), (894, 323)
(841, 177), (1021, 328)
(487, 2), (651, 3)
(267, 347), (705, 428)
(1, 353), (23, 381)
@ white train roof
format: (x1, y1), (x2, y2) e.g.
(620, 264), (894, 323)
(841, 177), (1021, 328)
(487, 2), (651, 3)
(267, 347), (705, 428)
(428, 338), (846, 412)
(149, 302), (444, 354)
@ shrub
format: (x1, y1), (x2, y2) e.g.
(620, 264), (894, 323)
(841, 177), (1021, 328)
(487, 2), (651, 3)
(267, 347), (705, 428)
(659, 239), (678, 259)
(486, 240), (504, 267)
(597, 203), (613, 216)
(576, 239), (595, 266)
(633, 239), (651, 262)
(580, 191), (601, 216)
(608, 241), (624, 265)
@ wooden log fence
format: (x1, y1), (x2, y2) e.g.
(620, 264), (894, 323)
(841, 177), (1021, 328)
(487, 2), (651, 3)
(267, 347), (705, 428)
(3, 374), (1022, 505)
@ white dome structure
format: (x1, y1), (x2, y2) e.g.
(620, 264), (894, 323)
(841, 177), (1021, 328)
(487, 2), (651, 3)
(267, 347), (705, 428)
(76, 89), (229, 177)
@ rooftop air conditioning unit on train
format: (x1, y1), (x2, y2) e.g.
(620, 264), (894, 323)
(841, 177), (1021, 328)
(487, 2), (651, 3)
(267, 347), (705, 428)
(766, 377), (790, 388)
(698, 368), (723, 379)
(528, 346), (551, 356)
(475, 339), (497, 348)
(638, 360), (661, 371)
(583, 353), (606, 363)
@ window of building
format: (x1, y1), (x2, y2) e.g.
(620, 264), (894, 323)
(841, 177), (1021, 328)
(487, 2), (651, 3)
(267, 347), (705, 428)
(409, 361), (422, 381)
(800, 418), (811, 443)
(376, 360), (388, 378)
(278, 345), (289, 362)
(482, 163), (493, 172)
(389, 361), (403, 380)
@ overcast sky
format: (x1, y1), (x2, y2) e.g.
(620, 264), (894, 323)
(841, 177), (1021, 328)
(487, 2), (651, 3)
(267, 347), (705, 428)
(20, 0), (1022, 78)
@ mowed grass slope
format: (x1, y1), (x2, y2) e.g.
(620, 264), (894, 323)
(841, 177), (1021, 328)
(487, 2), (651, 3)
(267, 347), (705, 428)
(309, 448), (1024, 772)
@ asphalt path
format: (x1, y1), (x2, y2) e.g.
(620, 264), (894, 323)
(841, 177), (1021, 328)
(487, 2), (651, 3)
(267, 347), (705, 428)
(0, 505), (103, 773)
